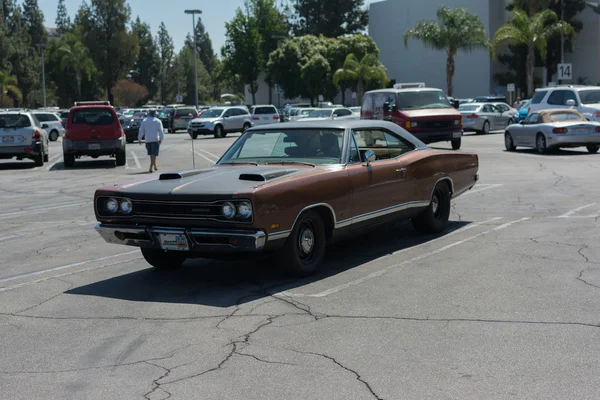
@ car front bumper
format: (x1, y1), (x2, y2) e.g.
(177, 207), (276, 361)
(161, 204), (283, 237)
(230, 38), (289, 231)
(410, 129), (462, 144)
(95, 224), (267, 253)
(548, 132), (600, 147)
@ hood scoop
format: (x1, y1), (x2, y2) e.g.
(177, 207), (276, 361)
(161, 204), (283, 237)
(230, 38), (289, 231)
(159, 170), (208, 180)
(239, 169), (297, 182)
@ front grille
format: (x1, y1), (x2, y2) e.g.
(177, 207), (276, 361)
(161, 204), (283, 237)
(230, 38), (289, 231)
(190, 122), (205, 128)
(421, 120), (453, 129)
(133, 200), (221, 218)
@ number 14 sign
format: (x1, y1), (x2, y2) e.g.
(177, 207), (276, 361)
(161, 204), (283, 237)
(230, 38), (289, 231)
(558, 63), (572, 80)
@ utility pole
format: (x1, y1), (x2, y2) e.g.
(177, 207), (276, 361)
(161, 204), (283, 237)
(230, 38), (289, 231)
(184, 9), (202, 169)
(35, 43), (47, 108)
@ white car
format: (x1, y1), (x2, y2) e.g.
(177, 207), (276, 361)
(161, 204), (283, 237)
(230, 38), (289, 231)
(187, 106), (253, 139)
(288, 107), (316, 121)
(0, 111), (49, 166)
(349, 106), (361, 116)
(300, 107), (357, 121)
(249, 105), (280, 126)
(458, 102), (516, 134)
(528, 85), (600, 121)
(33, 111), (65, 141)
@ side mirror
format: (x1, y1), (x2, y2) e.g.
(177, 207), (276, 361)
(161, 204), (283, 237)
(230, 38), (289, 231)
(41, 123), (49, 129)
(364, 150), (376, 166)
(566, 99), (576, 107)
(383, 102), (391, 113)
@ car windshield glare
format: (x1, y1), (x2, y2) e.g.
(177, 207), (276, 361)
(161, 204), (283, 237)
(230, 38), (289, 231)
(397, 91), (452, 110)
(201, 109), (224, 118)
(218, 128), (345, 165)
(307, 110), (333, 118)
(578, 90), (600, 104)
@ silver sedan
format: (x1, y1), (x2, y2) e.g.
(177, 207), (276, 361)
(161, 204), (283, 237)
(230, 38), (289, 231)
(459, 102), (516, 134)
(504, 109), (600, 154)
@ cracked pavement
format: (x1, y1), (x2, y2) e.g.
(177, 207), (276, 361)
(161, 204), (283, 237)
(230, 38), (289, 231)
(1, 133), (600, 399)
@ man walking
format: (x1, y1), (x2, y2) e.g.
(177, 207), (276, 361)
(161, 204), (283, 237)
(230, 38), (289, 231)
(138, 110), (164, 173)
(513, 97), (522, 110)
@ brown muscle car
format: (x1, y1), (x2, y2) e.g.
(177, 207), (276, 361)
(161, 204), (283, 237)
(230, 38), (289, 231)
(94, 120), (479, 276)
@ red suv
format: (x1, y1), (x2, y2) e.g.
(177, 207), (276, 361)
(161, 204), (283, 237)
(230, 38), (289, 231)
(62, 101), (126, 167)
(361, 87), (463, 149)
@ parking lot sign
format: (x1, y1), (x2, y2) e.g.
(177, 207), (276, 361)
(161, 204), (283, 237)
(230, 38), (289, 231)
(557, 63), (572, 80)
(507, 83), (515, 92)
(176, 94), (183, 103)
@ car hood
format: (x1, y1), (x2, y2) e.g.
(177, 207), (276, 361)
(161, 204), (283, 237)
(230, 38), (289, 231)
(401, 108), (460, 118)
(97, 165), (326, 200)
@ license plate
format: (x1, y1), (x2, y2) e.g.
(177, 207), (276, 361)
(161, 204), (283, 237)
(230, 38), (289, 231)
(159, 233), (190, 251)
(453, 131), (462, 138)
(88, 143), (101, 150)
(2, 136), (14, 144)
(263, 117), (270, 120)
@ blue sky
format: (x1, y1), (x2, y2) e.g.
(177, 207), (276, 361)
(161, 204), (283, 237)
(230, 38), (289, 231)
(37, 0), (379, 56)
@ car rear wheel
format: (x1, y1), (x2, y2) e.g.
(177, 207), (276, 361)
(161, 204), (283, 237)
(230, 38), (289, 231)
(49, 130), (59, 141)
(43, 152), (49, 162)
(191, 133), (198, 139)
(451, 137), (461, 150)
(481, 120), (490, 134)
(243, 122), (251, 132)
(115, 150), (126, 166)
(412, 181), (451, 234)
(214, 125), (224, 138)
(507, 118), (514, 127)
(141, 248), (187, 270)
(279, 210), (326, 277)
(587, 145), (599, 154)
(63, 152), (75, 167)
(33, 152), (44, 167)
(536, 133), (547, 154)
(505, 132), (516, 151)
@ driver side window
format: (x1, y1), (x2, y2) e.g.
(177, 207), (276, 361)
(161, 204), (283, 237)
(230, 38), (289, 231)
(352, 129), (415, 161)
(224, 109), (235, 117)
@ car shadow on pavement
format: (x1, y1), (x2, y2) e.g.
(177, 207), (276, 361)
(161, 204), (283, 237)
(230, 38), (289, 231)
(506, 148), (592, 156)
(49, 160), (119, 171)
(0, 161), (37, 170)
(67, 220), (470, 307)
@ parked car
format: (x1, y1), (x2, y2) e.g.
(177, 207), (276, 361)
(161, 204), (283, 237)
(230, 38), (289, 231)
(471, 95), (509, 104)
(527, 85), (600, 121)
(93, 119), (479, 276)
(300, 107), (356, 121)
(33, 111), (65, 141)
(63, 101), (126, 167)
(458, 102), (516, 134)
(515, 99), (531, 122)
(288, 107), (316, 121)
(361, 87), (463, 149)
(349, 106), (361, 116)
(504, 108), (600, 154)
(249, 105), (281, 126)
(169, 106), (198, 133)
(120, 116), (145, 143)
(187, 106), (253, 139)
(0, 111), (49, 166)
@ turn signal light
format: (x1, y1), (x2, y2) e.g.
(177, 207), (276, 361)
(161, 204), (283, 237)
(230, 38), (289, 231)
(552, 127), (568, 134)
(466, 114), (478, 119)
(33, 130), (41, 139)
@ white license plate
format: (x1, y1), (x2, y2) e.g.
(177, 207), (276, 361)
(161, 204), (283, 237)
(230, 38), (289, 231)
(263, 117), (270, 120)
(159, 233), (190, 251)
(453, 131), (462, 138)
(88, 143), (101, 150)
(2, 136), (14, 144)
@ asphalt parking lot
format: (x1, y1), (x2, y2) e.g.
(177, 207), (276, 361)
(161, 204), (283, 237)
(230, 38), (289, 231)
(1, 129), (599, 399)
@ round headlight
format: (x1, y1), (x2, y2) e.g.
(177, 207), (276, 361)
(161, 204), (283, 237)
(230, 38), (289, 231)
(222, 202), (236, 219)
(237, 202), (252, 218)
(120, 199), (132, 214)
(106, 198), (118, 213)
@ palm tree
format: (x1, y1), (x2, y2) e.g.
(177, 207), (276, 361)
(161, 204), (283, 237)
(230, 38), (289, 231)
(492, 9), (574, 97)
(403, 7), (489, 97)
(0, 71), (22, 107)
(58, 33), (95, 101)
(332, 53), (388, 105)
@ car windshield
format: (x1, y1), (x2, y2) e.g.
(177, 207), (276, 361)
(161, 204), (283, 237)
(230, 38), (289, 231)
(577, 90), (600, 104)
(71, 108), (114, 125)
(218, 128), (345, 165)
(397, 90), (452, 110)
(0, 114), (30, 128)
(201, 109), (224, 118)
(307, 109), (333, 118)
(548, 112), (585, 122)
(458, 105), (480, 112)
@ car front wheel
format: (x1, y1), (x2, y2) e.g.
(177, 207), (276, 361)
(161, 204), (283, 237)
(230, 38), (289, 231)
(141, 248), (187, 270)
(412, 181), (451, 234)
(505, 132), (516, 151)
(279, 210), (326, 277)
(214, 125), (224, 138)
(587, 145), (599, 154)
(451, 137), (461, 150)
(49, 130), (59, 141)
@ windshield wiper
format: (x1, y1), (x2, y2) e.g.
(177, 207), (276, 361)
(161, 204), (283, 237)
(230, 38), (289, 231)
(264, 161), (316, 167)
(219, 161), (259, 166)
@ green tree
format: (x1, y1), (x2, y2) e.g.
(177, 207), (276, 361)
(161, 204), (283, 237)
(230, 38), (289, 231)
(404, 7), (489, 97)
(192, 16), (216, 75)
(222, 2), (261, 104)
(333, 53), (388, 104)
(78, 0), (139, 104)
(22, 0), (46, 45)
(131, 17), (159, 100)
(157, 21), (174, 104)
(55, 0), (71, 34)
(176, 43), (212, 104)
(0, 70), (21, 106)
(56, 32), (95, 101)
(492, 9), (574, 97)
(290, 0), (368, 38)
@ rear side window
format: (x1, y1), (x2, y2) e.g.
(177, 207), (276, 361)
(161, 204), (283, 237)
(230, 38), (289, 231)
(0, 114), (31, 128)
(236, 108), (249, 115)
(530, 90), (547, 104)
(176, 108), (197, 117)
(253, 106), (277, 115)
(35, 113), (58, 122)
(71, 108), (115, 125)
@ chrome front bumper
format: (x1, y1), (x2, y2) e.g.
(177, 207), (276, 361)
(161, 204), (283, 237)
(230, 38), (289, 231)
(95, 224), (266, 253)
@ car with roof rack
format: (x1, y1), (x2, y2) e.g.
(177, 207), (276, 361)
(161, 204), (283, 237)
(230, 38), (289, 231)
(0, 110), (49, 166)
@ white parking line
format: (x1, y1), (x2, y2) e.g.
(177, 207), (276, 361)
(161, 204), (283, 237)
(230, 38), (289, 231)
(195, 148), (220, 159)
(277, 217), (530, 298)
(0, 235), (19, 242)
(460, 184), (503, 196)
(45, 153), (63, 170)
(130, 151), (142, 169)
(191, 149), (217, 164)
(556, 203), (597, 218)
(0, 202), (91, 220)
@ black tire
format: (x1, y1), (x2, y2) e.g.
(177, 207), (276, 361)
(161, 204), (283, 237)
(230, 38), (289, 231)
(587, 145), (599, 154)
(481, 120), (490, 134)
(49, 130), (59, 141)
(505, 132), (516, 151)
(412, 181), (451, 234)
(115, 150), (126, 166)
(535, 133), (547, 154)
(243, 122), (251, 132)
(63, 152), (75, 167)
(141, 248), (187, 270)
(279, 210), (326, 277)
(451, 137), (461, 150)
(43, 152), (49, 162)
(191, 133), (198, 140)
(33, 152), (44, 167)
(507, 118), (514, 127)
(214, 125), (224, 138)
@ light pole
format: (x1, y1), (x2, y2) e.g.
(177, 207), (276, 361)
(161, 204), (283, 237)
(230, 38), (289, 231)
(184, 9), (202, 109)
(35, 43), (47, 108)
(271, 35), (286, 107)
